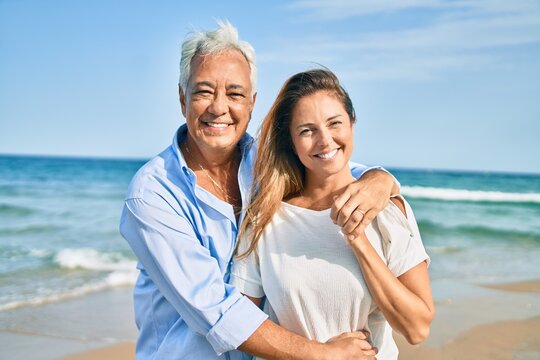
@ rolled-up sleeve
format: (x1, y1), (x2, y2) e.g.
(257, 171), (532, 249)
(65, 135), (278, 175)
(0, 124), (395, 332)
(120, 195), (267, 355)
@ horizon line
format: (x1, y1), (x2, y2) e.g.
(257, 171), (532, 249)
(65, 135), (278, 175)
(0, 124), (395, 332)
(1, 152), (539, 176)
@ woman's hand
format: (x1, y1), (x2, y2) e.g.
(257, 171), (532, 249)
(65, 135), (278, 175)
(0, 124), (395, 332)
(331, 169), (398, 239)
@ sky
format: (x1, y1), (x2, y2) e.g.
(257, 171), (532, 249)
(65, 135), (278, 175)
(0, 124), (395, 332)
(1, 0), (539, 173)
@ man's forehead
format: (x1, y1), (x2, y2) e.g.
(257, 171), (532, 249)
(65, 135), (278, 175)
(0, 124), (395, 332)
(192, 50), (250, 70)
(188, 51), (252, 87)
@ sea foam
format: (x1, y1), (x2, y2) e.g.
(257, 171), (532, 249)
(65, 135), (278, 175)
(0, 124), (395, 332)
(402, 186), (540, 203)
(0, 248), (139, 311)
(55, 248), (136, 271)
(0, 270), (138, 312)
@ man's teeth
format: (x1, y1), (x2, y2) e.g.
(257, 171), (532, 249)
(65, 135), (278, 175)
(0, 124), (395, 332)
(206, 122), (228, 128)
(316, 149), (338, 159)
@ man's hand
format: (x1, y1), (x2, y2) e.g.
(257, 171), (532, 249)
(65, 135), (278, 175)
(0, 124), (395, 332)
(322, 330), (377, 360)
(331, 169), (398, 240)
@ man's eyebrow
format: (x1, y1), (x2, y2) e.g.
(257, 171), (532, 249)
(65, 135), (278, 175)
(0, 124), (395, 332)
(193, 81), (215, 88)
(227, 84), (246, 91)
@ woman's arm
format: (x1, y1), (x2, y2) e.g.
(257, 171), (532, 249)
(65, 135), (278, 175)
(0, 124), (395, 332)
(348, 198), (434, 345)
(246, 295), (263, 307)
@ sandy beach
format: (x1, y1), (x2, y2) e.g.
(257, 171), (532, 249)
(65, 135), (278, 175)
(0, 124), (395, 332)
(44, 278), (540, 359)
(0, 277), (538, 359)
(0, 288), (137, 360)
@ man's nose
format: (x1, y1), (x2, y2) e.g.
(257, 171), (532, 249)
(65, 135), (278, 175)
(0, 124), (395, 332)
(207, 93), (228, 116)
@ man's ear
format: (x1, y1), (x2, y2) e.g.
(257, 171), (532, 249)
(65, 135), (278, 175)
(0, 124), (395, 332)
(179, 86), (187, 117)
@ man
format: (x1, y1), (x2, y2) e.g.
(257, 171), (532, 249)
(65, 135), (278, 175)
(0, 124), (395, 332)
(120, 20), (397, 359)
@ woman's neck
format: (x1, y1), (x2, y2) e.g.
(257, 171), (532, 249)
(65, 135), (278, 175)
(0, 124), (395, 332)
(290, 167), (355, 210)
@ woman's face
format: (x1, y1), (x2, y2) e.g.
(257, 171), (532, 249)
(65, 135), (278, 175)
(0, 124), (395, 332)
(289, 91), (354, 181)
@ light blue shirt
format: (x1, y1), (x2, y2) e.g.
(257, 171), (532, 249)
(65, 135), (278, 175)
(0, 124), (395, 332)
(120, 124), (377, 360)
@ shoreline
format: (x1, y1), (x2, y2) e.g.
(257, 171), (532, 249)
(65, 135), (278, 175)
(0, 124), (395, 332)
(396, 315), (540, 360)
(482, 279), (540, 293)
(0, 287), (137, 360)
(62, 278), (540, 360)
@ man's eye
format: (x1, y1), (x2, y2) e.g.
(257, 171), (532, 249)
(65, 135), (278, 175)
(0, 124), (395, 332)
(329, 121), (342, 127)
(229, 93), (245, 98)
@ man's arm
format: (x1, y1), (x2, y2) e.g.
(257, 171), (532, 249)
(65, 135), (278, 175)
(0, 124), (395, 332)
(120, 196), (267, 355)
(240, 297), (377, 360)
(331, 165), (399, 239)
(121, 195), (376, 359)
(240, 319), (377, 360)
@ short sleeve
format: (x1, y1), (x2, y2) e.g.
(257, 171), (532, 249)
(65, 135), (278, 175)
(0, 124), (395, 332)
(230, 234), (265, 298)
(375, 196), (430, 277)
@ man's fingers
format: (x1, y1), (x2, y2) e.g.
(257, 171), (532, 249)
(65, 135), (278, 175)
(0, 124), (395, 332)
(358, 340), (374, 350)
(330, 191), (351, 223)
(329, 330), (368, 341)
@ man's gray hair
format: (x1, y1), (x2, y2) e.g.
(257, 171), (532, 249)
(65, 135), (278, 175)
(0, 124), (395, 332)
(179, 20), (257, 95)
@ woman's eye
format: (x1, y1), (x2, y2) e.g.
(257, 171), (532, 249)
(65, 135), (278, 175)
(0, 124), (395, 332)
(299, 129), (312, 136)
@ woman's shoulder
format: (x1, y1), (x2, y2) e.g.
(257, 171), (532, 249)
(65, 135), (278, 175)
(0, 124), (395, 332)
(378, 195), (414, 229)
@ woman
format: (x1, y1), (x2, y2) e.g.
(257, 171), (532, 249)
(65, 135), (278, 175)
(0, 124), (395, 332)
(231, 69), (434, 359)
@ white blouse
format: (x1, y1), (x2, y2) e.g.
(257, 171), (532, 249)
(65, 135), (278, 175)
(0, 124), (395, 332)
(231, 197), (429, 360)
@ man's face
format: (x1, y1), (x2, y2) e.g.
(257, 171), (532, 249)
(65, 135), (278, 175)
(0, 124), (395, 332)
(180, 50), (256, 153)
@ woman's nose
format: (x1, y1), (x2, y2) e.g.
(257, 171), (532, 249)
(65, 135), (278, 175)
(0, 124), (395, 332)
(317, 128), (333, 147)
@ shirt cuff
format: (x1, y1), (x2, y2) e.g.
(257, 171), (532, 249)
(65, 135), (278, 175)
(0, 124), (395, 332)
(206, 295), (268, 355)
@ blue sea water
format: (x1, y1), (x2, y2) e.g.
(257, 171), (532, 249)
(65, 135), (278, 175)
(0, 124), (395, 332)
(1, 155), (539, 311)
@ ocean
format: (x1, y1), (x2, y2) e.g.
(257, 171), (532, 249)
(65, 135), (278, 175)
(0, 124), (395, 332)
(1, 155), (539, 313)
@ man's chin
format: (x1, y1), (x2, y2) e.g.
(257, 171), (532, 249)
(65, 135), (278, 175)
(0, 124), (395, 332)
(201, 138), (239, 152)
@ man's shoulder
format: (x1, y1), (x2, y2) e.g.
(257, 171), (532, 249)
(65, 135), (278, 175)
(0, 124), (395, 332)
(125, 146), (180, 200)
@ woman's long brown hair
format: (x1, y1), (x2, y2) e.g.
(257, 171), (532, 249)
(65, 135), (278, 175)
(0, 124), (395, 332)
(237, 68), (356, 257)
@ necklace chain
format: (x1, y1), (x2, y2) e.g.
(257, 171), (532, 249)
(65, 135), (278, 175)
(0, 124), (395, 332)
(184, 142), (238, 203)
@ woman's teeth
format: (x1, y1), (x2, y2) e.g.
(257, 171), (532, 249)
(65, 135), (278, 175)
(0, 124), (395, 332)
(316, 149), (338, 159)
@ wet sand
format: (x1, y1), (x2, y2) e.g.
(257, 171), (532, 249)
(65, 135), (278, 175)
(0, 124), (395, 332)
(4, 278), (539, 360)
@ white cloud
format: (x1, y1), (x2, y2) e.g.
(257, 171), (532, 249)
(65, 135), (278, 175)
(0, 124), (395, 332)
(287, 0), (540, 21)
(287, 0), (451, 20)
(259, 1), (540, 80)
